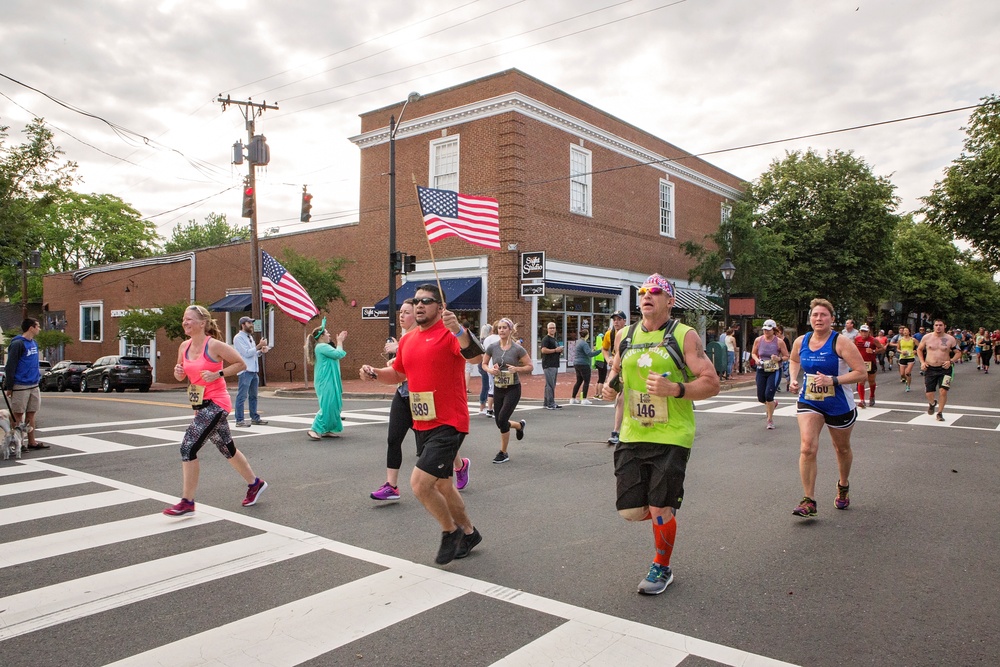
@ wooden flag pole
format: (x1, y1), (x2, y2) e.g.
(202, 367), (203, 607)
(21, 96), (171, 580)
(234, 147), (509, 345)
(412, 175), (444, 300)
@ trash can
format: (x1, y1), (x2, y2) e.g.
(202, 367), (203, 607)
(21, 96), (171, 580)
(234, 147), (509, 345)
(706, 341), (728, 377)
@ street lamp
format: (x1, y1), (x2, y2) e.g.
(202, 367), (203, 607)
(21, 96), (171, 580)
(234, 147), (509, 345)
(720, 256), (736, 331)
(388, 91), (420, 340)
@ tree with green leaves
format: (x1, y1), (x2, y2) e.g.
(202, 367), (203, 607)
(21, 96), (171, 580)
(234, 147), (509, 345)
(922, 95), (1000, 272)
(34, 329), (74, 361)
(164, 212), (249, 253)
(117, 302), (196, 344)
(38, 190), (160, 271)
(892, 216), (960, 320)
(0, 119), (76, 300)
(274, 248), (348, 314)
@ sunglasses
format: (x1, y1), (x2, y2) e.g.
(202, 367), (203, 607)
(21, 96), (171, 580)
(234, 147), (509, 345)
(637, 286), (670, 296)
(410, 297), (441, 305)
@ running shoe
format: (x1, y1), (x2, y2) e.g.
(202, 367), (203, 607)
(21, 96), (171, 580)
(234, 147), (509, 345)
(370, 482), (400, 501)
(905, 385), (911, 392)
(900, 376), (906, 383)
(637, 563), (673, 595)
(235, 420), (252, 427)
(492, 451), (509, 464)
(553, 404), (563, 409)
(569, 398), (579, 404)
(835, 483), (850, 510)
(580, 399), (593, 405)
(163, 498), (195, 516)
(478, 409), (490, 416)
(435, 527), (464, 565)
(242, 478), (268, 507)
(766, 420), (775, 430)
(251, 418), (269, 425)
(515, 419), (526, 441)
(455, 527), (482, 559)
(857, 400), (866, 409)
(544, 405), (555, 410)
(792, 496), (817, 518)
(608, 432), (620, 446)
(455, 458), (470, 490)
(928, 400), (937, 415)
(868, 398), (875, 407)
(486, 410), (494, 418)
(936, 412), (945, 422)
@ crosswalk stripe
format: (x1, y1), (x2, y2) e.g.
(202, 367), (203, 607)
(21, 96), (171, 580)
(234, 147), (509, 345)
(0, 532), (320, 641)
(0, 466), (36, 478)
(0, 512), (222, 567)
(701, 402), (762, 414)
(0, 489), (142, 526)
(38, 434), (133, 453)
(103, 568), (467, 667)
(0, 475), (89, 497)
(120, 426), (188, 440)
(491, 619), (689, 667)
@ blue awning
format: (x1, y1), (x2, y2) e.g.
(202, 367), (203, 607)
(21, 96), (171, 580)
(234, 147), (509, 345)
(375, 277), (482, 311)
(208, 294), (252, 312)
(545, 280), (621, 296)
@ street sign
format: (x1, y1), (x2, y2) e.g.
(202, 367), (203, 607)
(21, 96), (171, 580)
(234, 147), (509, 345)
(520, 282), (545, 297)
(520, 251), (545, 281)
(361, 307), (388, 320)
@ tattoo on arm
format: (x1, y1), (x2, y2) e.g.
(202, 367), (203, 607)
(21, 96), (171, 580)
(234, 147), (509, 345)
(692, 337), (708, 360)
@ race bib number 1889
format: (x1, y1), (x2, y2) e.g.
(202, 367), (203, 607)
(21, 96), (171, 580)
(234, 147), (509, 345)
(408, 391), (437, 421)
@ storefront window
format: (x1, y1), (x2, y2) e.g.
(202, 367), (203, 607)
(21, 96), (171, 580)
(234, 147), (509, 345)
(537, 293), (618, 364)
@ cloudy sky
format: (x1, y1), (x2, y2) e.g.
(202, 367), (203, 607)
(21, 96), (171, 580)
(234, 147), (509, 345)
(1, 0), (995, 242)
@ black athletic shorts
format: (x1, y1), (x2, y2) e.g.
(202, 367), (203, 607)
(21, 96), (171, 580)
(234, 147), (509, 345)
(795, 402), (858, 429)
(923, 365), (954, 393)
(413, 425), (465, 479)
(614, 442), (690, 511)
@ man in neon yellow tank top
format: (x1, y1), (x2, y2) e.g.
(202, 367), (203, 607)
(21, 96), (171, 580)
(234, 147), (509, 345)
(602, 273), (720, 595)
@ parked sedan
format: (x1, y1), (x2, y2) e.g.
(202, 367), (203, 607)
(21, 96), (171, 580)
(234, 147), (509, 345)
(80, 356), (153, 393)
(40, 360), (92, 392)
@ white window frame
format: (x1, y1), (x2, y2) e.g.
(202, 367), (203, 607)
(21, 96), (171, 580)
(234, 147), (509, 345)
(659, 179), (675, 238)
(721, 202), (732, 227)
(429, 135), (460, 191)
(80, 302), (103, 343)
(570, 145), (592, 216)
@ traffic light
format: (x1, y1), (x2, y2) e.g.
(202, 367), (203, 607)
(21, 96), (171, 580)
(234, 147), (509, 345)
(242, 186), (254, 218)
(300, 191), (313, 222)
(403, 254), (416, 273)
(390, 250), (403, 274)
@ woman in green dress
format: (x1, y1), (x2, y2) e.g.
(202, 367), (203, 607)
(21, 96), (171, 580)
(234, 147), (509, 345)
(307, 320), (348, 439)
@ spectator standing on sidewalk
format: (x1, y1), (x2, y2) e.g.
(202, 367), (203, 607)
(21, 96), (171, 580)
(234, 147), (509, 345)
(306, 321), (348, 439)
(2, 318), (48, 451)
(540, 321), (564, 409)
(233, 316), (269, 428)
(570, 329), (600, 404)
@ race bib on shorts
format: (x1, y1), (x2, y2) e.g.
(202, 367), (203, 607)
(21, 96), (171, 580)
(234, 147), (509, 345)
(628, 390), (669, 427)
(187, 384), (206, 406)
(494, 370), (515, 388)
(409, 391), (437, 421)
(941, 373), (953, 389)
(865, 361), (874, 373)
(804, 374), (832, 401)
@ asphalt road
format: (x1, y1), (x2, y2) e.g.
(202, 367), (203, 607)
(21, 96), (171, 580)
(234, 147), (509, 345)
(1, 362), (997, 666)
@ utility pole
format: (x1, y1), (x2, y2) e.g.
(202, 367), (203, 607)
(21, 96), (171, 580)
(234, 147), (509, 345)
(217, 95), (277, 323)
(218, 95), (277, 384)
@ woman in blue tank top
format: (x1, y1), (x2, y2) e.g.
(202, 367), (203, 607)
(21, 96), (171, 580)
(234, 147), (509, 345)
(787, 298), (867, 520)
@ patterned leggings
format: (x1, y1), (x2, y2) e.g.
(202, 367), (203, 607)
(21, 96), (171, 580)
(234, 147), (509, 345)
(180, 401), (237, 462)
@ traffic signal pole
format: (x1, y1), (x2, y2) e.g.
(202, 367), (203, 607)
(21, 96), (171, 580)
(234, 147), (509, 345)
(218, 95), (277, 384)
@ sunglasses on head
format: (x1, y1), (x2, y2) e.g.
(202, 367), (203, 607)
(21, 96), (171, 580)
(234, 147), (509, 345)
(637, 286), (670, 296)
(410, 297), (440, 305)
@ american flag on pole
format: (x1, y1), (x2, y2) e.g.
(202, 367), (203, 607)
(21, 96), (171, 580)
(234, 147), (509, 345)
(261, 250), (319, 324)
(417, 186), (500, 250)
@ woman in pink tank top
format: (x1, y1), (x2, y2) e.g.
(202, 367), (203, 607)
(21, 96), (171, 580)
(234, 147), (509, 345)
(162, 305), (269, 517)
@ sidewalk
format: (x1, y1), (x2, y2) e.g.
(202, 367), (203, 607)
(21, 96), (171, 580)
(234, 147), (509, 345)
(149, 369), (759, 400)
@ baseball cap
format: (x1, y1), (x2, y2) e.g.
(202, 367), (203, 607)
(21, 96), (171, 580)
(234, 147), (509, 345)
(762, 319), (776, 330)
(239, 316), (253, 325)
(860, 324), (870, 331)
(611, 310), (626, 319)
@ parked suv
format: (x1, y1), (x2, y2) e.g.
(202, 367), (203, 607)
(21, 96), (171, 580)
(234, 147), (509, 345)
(40, 360), (92, 392)
(81, 356), (152, 393)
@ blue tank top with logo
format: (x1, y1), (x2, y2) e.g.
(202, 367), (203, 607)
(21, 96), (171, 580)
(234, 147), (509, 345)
(798, 331), (853, 415)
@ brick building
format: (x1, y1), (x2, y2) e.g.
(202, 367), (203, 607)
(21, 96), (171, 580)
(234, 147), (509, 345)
(42, 69), (742, 384)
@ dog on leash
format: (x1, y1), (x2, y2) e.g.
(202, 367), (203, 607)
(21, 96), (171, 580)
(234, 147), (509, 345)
(1, 409), (26, 460)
